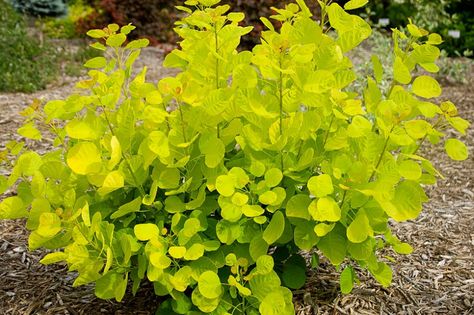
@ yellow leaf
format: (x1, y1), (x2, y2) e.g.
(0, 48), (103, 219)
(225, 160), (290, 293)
(67, 142), (102, 175)
(98, 171), (125, 196)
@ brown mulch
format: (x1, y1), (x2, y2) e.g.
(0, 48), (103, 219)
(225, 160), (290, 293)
(0, 47), (473, 315)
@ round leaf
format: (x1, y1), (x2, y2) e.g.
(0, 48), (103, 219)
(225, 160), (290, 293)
(346, 210), (371, 243)
(340, 266), (354, 294)
(134, 223), (159, 241)
(307, 174), (334, 198)
(262, 211), (285, 245)
(398, 160), (422, 180)
(242, 204), (265, 217)
(412, 76), (442, 99)
(216, 175), (235, 197)
(67, 142), (102, 175)
(309, 197), (341, 222)
(445, 139), (468, 161)
(259, 190), (277, 205)
(198, 271), (222, 299)
(285, 194), (311, 220)
(264, 168), (283, 187)
(169, 246), (187, 259)
(281, 255), (307, 289)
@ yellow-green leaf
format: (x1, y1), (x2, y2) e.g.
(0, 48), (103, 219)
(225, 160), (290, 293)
(412, 76), (442, 99)
(216, 175), (235, 197)
(169, 246), (187, 259)
(309, 197), (341, 222)
(134, 223), (159, 241)
(67, 142), (102, 175)
(81, 202), (91, 226)
(307, 174), (334, 198)
(340, 266), (354, 294)
(84, 57), (107, 69)
(148, 131), (170, 158)
(263, 211), (285, 245)
(348, 115), (372, 138)
(314, 223), (335, 237)
(371, 55), (383, 83)
(404, 120), (431, 139)
(346, 210), (371, 243)
(264, 168), (283, 188)
(286, 194), (311, 220)
(87, 29), (106, 38)
(108, 136), (122, 170)
(398, 160), (422, 180)
(394, 56), (411, 84)
(344, 0), (368, 10)
(150, 252), (172, 269)
(17, 122), (41, 140)
(37, 212), (61, 238)
(242, 204), (265, 217)
(198, 271), (222, 299)
(445, 139), (468, 161)
(0, 196), (27, 219)
(40, 252), (67, 265)
(106, 33), (127, 47)
(426, 33), (443, 45)
(98, 170), (125, 196)
(146, 90), (163, 105)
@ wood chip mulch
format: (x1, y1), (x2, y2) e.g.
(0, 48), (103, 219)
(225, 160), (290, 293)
(0, 48), (472, 315)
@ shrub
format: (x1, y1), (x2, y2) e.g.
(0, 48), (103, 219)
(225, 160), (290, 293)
(40, 0), (96, 39)
(0, 0), (59, 92)
(0, 0), (470, 314)
(11, 0), (68, 16)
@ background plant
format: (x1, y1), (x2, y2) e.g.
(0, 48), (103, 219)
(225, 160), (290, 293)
(11, 0), (68, 16)
(0, 0), (470, 314)
(39, 0), (96, 39)
(0, 0), (60, 92)
(359, 0), (473, 57)
(352, 28), (473, 94)
(75, 0), (327, 47)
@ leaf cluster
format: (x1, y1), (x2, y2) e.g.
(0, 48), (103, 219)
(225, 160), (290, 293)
(0, 0), (470, 313)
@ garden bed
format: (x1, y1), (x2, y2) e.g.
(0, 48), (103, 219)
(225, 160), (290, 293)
(0, 48), (472, 315)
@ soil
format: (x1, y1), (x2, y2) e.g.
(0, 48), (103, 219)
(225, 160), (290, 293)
(0, 46), (472, 315)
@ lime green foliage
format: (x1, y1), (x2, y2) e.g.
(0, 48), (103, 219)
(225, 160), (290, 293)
(0, 0), (59, 92)
(0, 0), (471, 313)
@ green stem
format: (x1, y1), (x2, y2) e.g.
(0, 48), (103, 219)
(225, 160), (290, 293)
(279, 60), (284, 136)
(320, 0), (332, 30)
(412, 117), (442, 155)
(162, 103), (171, 132)
(103, 109), (146, 197)
(177, 101), (188, 144)
(48, 122), (66, 149)
(215, 26), (220, 90)
(323, 115), (335, 147)
(369, 128), (393, 182)
(215, 26), (221, 138)
(279, 57), (284, 170)
(339, 190), (347, 207)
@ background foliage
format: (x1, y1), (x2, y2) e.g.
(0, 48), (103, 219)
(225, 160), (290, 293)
(75, 0), (324, 46)
(11, 0), (68, 16)
(361, 0), (473, 56)
(69, 0), (473, 56)
(0, 0), (59, 92)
